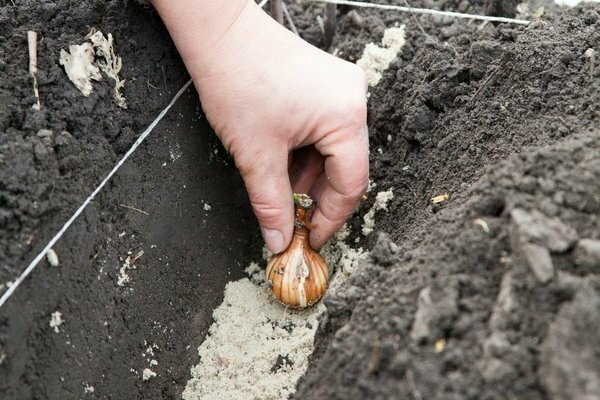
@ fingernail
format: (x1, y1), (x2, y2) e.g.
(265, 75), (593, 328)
(261, 227), (285, 254)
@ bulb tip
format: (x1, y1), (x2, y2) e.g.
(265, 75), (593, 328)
(293, 193), (314, 209)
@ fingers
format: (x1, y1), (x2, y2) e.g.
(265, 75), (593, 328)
(236, 147), (295, 254)
(309, 127), (369, 249)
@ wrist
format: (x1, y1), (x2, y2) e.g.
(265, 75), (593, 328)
(153, 0), (285, 83)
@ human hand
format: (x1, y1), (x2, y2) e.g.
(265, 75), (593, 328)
(154, 0), (369, 253)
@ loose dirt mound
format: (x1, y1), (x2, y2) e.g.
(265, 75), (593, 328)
(296, 3), (600, 399)
(298, 131), (600, 399)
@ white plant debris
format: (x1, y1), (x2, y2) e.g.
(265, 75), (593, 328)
(203, 203), (212, 211)
(87, 30), (127, 108)
(49, 311), (64, 333)
(357, 25), (406, 86)
(84, 384), (95, 394)
(59, 29), (127, 108)
(117, 258), (132, 286)
(46, 248), (59, 267)
(142, 368), (157, 381)
(27, 31), (41, 110)
(362, 189), (394, 236)
(117, 250), (143, 287)
(59, 43), (101, 96)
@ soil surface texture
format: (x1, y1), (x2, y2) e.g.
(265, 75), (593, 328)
(1, 0), (600, 399)
(294, 1), (600, 399)
(0, 1), (260, 398)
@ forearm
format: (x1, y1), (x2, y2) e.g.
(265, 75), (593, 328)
(152, 0), (247, 44)
(151, 0), (277, 80)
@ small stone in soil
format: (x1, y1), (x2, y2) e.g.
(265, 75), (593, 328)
(510, 208), (578, 253)
(573, 239), (600, 269)
(410, 281), (459, 343)
(46, 249), (60, 267)
(489, 272), (519, 331)
(521, 243), (554, 283)
(539, 291), (600, 399)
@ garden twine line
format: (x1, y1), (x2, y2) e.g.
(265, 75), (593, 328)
(0, 0), (526, 309)
(314, 0), (531, 25)
(0, 0), (271, 310)
(0, 79), (194, 310)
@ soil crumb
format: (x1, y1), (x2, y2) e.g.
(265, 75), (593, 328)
(357, 25), (406, 86)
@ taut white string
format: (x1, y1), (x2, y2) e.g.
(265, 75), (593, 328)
(0, 79), (193, 309)
(1, 0), (274, 310)
(313, 0), (531, 25)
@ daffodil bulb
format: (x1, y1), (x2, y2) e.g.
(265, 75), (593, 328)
(266, 194), (329, 309)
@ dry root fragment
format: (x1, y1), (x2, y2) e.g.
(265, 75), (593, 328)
(59, 29), (127, 108)
(59, 43), (101, 97)
(27, 31), (41, 110)
(431, 193), (450, 204)
(87, 30), (127, 108)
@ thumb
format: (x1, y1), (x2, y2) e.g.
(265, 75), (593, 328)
(237, 150), (294, 254)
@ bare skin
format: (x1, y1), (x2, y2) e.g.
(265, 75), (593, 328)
(152, 0), (369, 253)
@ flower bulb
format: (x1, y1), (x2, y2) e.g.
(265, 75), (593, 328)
(266, 194), (329, 309)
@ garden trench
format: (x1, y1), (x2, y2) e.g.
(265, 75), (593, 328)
(1, 0), (600, 399)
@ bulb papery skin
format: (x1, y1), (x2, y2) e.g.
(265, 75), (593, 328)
(266, 195), (329, 309)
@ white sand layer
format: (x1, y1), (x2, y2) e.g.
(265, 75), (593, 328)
(182, 279), (323, 400)
(183, 223), (370, 400)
